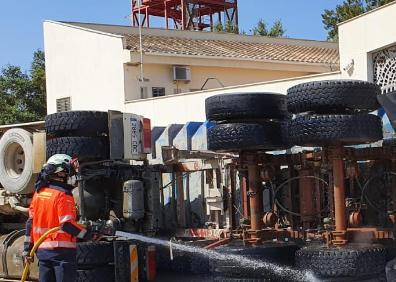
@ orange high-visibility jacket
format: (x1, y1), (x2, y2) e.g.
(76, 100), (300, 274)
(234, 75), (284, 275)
(27, 186), (85, 250)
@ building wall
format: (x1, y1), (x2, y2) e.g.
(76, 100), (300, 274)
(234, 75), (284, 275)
(124, 63), (312, 101)
(44, 21), (126, 114)
(338, 2), (396, 81)
(124, 71), (341, 126)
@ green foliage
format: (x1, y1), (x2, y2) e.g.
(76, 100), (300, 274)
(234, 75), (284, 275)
(322, 0), (395, 41)
(252, 19), (285, 37)
(252, 19), (267, 36)
(366, 0), (395, 9)
(214, 21), (224, 32)
(224, 20), (238, 33)
(213, 20), (239, 34)
(213, 18), (284, 37)
(0, 50), (46, 125)
(269, 20), (285, 37)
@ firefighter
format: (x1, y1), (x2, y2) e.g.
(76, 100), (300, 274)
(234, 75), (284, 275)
(22, 154), (89, 282)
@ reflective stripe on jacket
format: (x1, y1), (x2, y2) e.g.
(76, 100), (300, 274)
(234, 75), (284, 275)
(29, 186), (79, 249)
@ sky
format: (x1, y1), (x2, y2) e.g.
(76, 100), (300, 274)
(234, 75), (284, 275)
(0, 0), (344, 71)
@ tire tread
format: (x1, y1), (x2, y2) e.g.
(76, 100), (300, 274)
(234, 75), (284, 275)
(287, 80), (380, 114)
(45, 111), (108, 137)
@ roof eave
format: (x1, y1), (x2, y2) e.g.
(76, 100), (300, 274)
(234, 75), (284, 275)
(126, 51), (340, 72)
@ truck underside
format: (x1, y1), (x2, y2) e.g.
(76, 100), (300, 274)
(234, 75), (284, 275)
(1, 81), (396, 281)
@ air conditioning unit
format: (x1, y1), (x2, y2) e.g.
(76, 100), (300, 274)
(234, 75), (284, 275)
(173, 66), (191, 81)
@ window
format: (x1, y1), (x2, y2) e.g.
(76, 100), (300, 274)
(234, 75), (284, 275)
(140, 87), (148, 99)
(56, 97), (71, 112)
(152, 87), (165, 97)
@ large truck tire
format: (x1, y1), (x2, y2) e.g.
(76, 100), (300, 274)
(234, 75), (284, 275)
(286, 114), (383, 146)
(296, 244), (386, 278)
(76, 266), (115, 282)
(46, 137), (109, 161)
(205, 93), (287, 121)
(0, 128), (36, 194)
(77, 241), (114, 266)
(287, 80), (380, 114)
(207, 122), (285, 152)
(45, 111), (108, 137)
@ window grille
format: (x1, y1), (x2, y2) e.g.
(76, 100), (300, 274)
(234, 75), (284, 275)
(152, 87), (165, 97)
(373, 45), (396, 94)
(56, 97), (71, 112)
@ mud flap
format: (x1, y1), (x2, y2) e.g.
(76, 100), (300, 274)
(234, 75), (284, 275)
(377, 91), (396, 131)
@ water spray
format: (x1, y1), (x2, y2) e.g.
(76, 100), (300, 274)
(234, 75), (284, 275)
(116, 231), (318, 282)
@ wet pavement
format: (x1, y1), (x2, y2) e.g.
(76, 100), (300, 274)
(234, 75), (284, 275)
(156, 273), (213, 282)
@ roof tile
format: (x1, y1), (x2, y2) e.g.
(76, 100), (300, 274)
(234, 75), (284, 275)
(124, 34), (339, 65)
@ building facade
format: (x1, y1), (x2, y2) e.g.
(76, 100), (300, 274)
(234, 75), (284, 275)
(44, 2), (396, 127)
(44, 21), (338, 115)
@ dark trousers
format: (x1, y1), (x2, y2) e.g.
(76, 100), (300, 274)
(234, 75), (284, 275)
(37, 248), (77, 282)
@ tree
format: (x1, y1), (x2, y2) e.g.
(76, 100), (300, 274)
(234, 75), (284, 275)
(252, 19), (267, 36)
(0, 50), (46, 125)
(322, 0), (395, 41)
(252, 19), (285, 37)
(366, 0), (395, 9)
(224, 20), (238, 34)
(268, 20), (285, 37)
(214, 21), (224, 32)
(213, 20), (239, 34)
(29, 50), (46, 119)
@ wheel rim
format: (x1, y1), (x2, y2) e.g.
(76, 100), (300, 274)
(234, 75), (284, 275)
(4, 143), (25, 179)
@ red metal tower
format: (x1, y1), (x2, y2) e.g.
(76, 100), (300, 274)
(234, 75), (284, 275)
(131, 0), (238, 31)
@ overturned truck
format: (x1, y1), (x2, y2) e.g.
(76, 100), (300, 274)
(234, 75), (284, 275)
(0, 79), (395, 282)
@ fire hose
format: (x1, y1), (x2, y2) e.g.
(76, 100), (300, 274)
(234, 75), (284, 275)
(20, 226), (61, 282)
(19, 220), (114, 282)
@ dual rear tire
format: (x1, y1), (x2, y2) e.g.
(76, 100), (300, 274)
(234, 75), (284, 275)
(206, 80), (383, 151)
(285, 80), (382, 146)
(45, 111), (109, 161)
(206, 93), (288, 152)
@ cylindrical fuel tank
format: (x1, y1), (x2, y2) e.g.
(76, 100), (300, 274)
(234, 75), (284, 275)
(0, 231), (39, 280)
(123, 180), (145, 220)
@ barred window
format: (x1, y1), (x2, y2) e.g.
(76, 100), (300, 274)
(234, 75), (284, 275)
(152, 87), (165, 97)
(56, 97), (71, 112)
(373, 45), (396, 94)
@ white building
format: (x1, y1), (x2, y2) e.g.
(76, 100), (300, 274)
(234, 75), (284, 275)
(44, 2), (396, 127)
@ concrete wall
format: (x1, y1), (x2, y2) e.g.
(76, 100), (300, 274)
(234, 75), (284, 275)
(44, 21), (126, 114)
(124, 71), (341, 126)
(338, 2), (396, 81)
